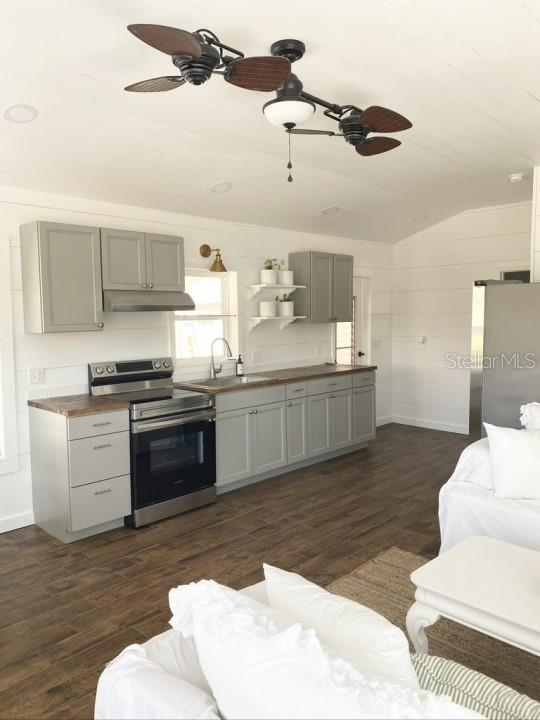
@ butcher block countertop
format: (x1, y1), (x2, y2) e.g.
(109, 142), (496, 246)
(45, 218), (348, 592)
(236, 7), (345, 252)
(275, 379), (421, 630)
(27, 394), (129, 417)
(174, 363), (377, 395)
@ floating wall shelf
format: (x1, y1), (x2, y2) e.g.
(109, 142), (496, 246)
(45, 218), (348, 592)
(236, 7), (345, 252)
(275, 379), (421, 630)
(248, 284), (306, 300)
(248, 315), (307, 331)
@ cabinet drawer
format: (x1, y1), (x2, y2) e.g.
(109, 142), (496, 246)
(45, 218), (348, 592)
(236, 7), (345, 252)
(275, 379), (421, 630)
(353, 371), (375, 388)
(67, 410), (129, 440)
(68, 431), (130, 488)
(307, 375), (352, 396)
(286, 382), (307, 399)
(69, 474), (131, 532)
(215, 386), (286, 413)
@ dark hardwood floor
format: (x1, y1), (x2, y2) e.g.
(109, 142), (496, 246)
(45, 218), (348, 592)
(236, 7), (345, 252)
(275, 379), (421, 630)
(0, 423), (469, 719)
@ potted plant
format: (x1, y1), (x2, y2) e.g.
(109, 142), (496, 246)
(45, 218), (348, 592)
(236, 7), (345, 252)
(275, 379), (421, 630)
(276, 293), (294, 317)
(260, 259), (283, 285)
(278, 266), (294, 286)
(259, 299), (277, 317)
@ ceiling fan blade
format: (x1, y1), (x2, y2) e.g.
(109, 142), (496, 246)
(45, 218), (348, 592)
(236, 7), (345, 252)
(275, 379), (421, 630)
(356, 137), (401, 156)
(124, 76), (186, 92)
(359, 106), (412, 133)
(127, 24), (201, 57)
(224, 56), (290, 91)
(288, 129), (338, 136)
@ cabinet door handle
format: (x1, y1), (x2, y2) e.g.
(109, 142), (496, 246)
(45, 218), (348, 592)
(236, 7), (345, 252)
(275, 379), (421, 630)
(93, 443), (112, 450)
(92, 421), (111, 427)
(147, 283), (154, 288)
(97, 322), (104, 328)
(330, 394), (336, 399)
(288, 401), (293, 407)
(248, 410), (254, 415)
(328, 382), (338, 387)
(141, 283), (147, 288)
(253, 409), (258, 414)
(94, 488), (113, 496)
(293, 388), (303, 393)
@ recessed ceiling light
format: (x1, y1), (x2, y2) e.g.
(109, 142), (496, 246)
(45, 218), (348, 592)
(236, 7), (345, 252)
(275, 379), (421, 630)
(211, 181), (232, 194)
(3, 104), (38, 124)
(508, 172), (525, 183)
(321, 206), (340, 215)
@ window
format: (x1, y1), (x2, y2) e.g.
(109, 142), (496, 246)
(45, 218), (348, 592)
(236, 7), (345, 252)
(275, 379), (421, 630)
(0, 235), (18, 474)
(172, 270), (238, 362)
(335, 318), (354, 365)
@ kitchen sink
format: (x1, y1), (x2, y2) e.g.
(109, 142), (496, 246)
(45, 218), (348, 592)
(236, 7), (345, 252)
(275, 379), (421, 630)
(198, 375), (272, 387)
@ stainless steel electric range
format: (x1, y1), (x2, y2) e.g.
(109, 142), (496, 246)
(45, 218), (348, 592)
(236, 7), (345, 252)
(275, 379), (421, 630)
(88, 357), (216, 528)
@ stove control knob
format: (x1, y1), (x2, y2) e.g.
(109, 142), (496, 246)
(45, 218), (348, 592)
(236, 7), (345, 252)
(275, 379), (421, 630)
(154, 361), (162, 369)
(95, 366), (104, 375)
(106, 366), (115, 374)
(163, 360), (170, 368)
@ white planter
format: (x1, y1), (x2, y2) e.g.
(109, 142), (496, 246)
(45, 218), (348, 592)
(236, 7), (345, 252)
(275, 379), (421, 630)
(278, 301), (294, 317)
(278, 270), (294, 285)
(260, 269), (278, 285)
(259, 300), (277, 317)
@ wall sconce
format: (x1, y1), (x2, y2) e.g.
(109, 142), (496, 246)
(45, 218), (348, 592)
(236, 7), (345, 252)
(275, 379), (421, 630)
(200, 244), (227, 272)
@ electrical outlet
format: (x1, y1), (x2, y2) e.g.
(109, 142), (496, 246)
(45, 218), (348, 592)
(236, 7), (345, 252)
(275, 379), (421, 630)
(28, 368), (45, 384)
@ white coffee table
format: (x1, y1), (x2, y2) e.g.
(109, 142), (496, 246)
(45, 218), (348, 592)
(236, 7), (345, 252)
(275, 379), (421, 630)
(406, 536), (540, 656)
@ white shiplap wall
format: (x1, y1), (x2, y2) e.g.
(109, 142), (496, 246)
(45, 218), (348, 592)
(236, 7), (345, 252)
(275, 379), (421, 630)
(392, 201), (532, 434)
(0, 186), (392, 532)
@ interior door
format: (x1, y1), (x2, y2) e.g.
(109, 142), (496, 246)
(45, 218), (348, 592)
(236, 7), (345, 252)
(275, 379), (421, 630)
(101, 228), (146, 290)
(145, 234), (185, 291)
(310, 252), (333, 323)
(332, 254), (353, 321)
(39, 222), (104, 332)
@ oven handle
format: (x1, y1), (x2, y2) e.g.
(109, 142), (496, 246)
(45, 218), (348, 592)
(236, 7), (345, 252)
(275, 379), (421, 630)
(132, 411), (216, 434)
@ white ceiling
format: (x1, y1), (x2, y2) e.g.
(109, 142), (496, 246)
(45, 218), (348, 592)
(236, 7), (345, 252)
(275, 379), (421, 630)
(0, 0), (538, 243)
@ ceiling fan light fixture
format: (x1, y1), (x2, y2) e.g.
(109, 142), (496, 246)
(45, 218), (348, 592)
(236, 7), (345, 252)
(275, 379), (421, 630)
(263, 72), (315, 128)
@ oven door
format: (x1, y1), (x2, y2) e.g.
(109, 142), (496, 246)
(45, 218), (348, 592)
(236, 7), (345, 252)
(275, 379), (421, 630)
(131, 411), (216, 509)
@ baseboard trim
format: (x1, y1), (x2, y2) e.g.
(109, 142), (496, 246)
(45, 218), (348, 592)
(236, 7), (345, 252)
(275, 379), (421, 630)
(0, 511), (34, 534)
(376, 415), (393, 427)
(392, 415), (469, 435)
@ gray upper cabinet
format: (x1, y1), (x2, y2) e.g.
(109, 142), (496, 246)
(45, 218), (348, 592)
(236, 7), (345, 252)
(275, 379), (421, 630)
(145, 234), (185, 291)
(333, 254), (354, 322)
(101, 228), (184, 292)
(288, 251), (353, 323)
(21, 221), (104, 333)
(101, 229), (146, 291)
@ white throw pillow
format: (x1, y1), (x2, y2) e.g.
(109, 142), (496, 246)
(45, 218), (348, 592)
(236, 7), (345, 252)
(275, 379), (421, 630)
(484, 423), (540, 499)
(144, 629), (211, 694)
(263, 563), (418, 688)
(184, 580), (480, 720)
(94, 643), (220, 720)
(448, 438), (493, 490)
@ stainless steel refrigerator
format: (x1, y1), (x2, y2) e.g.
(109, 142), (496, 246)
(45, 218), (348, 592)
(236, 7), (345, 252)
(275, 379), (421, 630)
(469, 280), (540, 438)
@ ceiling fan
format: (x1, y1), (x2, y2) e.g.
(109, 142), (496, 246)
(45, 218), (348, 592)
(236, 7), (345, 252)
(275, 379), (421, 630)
(124, 27), (412, 173)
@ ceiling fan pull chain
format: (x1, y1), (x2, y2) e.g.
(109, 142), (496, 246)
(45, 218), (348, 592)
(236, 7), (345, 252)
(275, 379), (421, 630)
(287, 132), (293, 182)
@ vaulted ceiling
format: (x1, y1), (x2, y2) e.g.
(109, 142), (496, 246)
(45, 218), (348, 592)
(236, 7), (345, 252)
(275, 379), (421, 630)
(0, 0), (537, 242)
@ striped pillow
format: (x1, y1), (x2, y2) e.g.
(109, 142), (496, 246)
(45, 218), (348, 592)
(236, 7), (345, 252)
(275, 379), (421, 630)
(412, 654), (540, 720)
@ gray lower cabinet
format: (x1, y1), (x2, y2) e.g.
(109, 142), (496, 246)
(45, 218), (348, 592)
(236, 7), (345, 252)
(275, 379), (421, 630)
(252, 402), (287, 475)
(101, 228), (184, 292)
(330, 389), (353, 449)
(352, 385), (376, 443)
(307, 393), (332, 457)
(20, 221), (104, 333)
(216, 408), (253, 486)
(286, 398), (308, 463)
(29, 408), (131, 543)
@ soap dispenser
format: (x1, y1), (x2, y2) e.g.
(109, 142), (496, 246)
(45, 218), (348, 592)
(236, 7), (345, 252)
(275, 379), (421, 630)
(236, 354), (244, 377)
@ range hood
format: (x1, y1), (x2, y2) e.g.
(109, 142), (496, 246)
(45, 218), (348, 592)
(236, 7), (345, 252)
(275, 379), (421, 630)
(103, 290), (195, 312)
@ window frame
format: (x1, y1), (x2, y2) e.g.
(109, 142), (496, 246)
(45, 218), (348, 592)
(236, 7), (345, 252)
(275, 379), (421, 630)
(0, 235), (19, 474)
(171, 269), (238, 369)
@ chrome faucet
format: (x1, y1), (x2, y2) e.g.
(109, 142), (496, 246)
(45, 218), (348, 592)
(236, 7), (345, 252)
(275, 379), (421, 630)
(210, 337), (233, 379)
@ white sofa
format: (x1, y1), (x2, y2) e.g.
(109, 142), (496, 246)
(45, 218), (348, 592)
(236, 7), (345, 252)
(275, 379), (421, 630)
(95, 579), (540, 720)
(439, 438), (540, 553)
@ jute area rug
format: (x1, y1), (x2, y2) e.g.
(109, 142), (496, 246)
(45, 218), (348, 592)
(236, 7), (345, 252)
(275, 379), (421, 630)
(326, 547), (539, 701)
